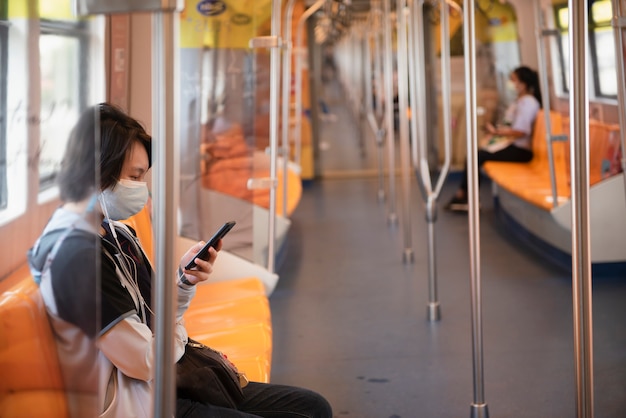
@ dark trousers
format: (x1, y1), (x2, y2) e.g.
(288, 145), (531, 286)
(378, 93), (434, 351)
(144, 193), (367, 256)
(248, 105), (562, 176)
(176, 382), (333, 418)
(459, 144), (533, 194)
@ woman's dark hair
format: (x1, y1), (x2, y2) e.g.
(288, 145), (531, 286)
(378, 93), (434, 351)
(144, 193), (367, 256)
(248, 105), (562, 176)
(98, 103), (152, 191)
(57, 103), (152, 203)
(513, 66), (542, 108)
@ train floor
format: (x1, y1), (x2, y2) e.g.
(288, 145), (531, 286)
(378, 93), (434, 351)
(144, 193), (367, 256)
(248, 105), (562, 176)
(268, 80), (626, 417)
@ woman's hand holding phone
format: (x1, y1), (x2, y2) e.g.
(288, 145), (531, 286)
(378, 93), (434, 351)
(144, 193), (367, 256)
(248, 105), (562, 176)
(178, 221), (236, 286)
(179, 241), (220, 285)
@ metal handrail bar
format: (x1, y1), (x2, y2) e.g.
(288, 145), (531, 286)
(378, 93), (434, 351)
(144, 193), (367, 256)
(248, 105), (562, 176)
(280, 0), (299, 217)
(396, 0), (414, 263)
(281, 0), (297, 217)
(534, 0), (568, 209)
(382, 0), (398, 224)
(412, 0), (429, 185)
(463, 0), (489, 416)
(267, 0), (282, 273)
(370, 0), (387, 201)
(405, 0), (454, 322)
(569, 2), (594, 417)
(611, 0), (626, 199)
(436, 0), (453, 199)
(152, 10), (178, 418)
(407, 0), (422, 180)
(295, 0), (326, 177)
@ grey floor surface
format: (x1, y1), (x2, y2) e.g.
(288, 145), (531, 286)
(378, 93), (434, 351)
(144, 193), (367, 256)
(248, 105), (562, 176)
(267, 81), (626, 418)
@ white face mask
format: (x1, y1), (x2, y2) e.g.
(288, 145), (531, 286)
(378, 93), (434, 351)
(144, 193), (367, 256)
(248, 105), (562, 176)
(100, 179), (149, 221)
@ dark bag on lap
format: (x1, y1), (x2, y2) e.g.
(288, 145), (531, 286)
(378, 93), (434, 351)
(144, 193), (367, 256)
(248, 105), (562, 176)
(176, 338), (246, 409)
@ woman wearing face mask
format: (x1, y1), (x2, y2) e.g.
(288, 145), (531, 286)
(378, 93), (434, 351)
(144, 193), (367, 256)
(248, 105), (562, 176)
(28, 103), (332, 418)
(445, 66), (542, 212)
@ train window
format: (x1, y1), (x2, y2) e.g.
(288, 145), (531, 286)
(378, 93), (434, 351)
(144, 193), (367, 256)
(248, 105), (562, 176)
(38, 18), (88, 193)
(590, 0), (616, 98)
(554, 0), (617, 100)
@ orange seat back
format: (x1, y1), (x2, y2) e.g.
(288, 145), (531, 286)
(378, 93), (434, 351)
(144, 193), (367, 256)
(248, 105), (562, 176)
(0, 279), (69, 417)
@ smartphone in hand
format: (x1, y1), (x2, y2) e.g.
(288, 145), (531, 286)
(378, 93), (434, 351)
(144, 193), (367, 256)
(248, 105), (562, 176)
(184, 221), (236, 270)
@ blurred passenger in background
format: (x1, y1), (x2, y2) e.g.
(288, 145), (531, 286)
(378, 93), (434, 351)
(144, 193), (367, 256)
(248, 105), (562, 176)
(446, 65), (542, 212)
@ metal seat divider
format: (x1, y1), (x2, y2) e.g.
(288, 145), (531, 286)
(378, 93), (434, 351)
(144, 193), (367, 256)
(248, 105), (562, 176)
(534, 0), (569, 209)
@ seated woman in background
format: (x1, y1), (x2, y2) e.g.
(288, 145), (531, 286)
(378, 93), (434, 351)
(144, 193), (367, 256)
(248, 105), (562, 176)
(446, 65), (542, 212)
(28, 103), (332, 418)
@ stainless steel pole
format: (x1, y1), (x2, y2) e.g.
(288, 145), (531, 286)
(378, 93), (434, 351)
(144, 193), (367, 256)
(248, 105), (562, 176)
(295, 0), (326, 175)
(281, 0), (297, 217)
(266, 0), (282, 274)
(396, 0), (414, 264)
(152, 10), (178, 418)
(569, 1), (594, 416)
(382, 0), (398, 225)
(372, 0), (386, 202)
(405, 0), (454, 323)
(533, 0), (559, 209)
(463, 0), (489, 416)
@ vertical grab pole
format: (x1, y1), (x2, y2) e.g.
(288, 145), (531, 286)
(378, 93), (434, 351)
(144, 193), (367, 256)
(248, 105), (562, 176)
(295, 0), (326, 176)
(364, 12), (386, 200)
(373, 1), (387, 202)
(281, 0), (297, 217)
(267, 0), (282, 274)
(382, 0), (398, 225)
(534, 0), (559, 209)
(437, 0), (454, 199)
(611, 0), (626, 198)
(152, 10), (178, 418)
(396, 0), (414, 263)
(414, 1), (430, 189)
(569, 1), (594, 417)
(463, 1), (489, 417)
(407, 0), (421, 173)
(406, 0), (455, 322)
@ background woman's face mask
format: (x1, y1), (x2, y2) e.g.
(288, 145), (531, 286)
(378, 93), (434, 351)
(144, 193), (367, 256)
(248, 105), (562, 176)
(100, 179), (149, 221)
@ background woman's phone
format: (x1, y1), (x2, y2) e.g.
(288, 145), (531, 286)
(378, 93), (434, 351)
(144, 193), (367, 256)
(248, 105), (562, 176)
(185, 221), (236, 270)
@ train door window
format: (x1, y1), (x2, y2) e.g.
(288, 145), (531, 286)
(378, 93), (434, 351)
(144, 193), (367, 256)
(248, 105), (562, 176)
(0, 13), (7, 211)
(38, 18), (88, 194)
(553, 0), (617, 100)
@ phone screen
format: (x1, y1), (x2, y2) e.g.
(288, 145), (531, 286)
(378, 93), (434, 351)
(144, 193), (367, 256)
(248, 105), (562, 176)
(184, 221), (236, 270)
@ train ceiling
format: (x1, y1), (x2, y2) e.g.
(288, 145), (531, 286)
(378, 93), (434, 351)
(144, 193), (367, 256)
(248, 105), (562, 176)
(308, 0), (520, 44)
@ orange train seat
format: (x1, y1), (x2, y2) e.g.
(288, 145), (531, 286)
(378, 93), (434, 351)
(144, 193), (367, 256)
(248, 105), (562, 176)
(562, 117), (622, 187)
(483, 110), (570, 210)
(0, 276), (69, 418)
(123, 208), (273, 382)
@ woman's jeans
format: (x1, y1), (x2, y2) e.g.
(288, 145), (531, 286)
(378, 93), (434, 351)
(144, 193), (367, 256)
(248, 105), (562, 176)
(176, 382), (333, 418)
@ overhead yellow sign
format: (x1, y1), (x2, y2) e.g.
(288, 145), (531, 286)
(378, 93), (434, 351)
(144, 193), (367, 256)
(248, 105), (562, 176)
(180, 0), (273, 49)
(9, 0), (76, 19)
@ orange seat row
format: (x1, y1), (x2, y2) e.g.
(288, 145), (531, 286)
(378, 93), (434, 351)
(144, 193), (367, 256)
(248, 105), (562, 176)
(0, 208), (272, 417)
(483, 110), (621, 211)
